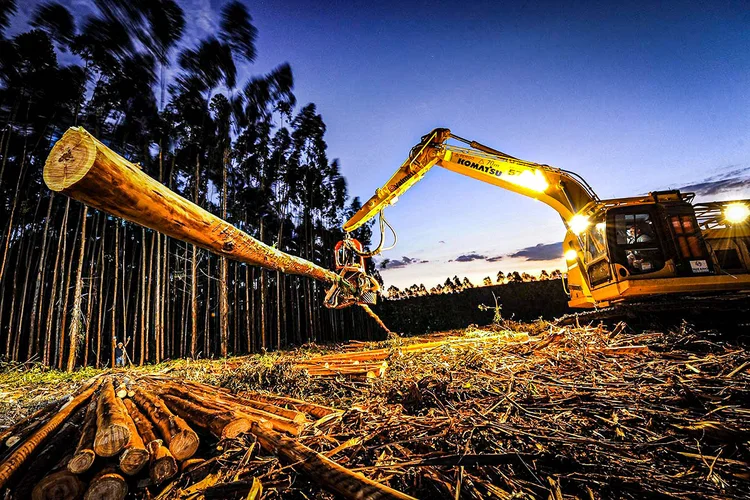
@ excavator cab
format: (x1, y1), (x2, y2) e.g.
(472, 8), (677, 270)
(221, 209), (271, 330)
(567, 192), (750, 307)
(324, 237), (381, 309)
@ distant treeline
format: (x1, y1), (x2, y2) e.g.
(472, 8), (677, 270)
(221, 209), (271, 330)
(372, 279), (571, 336)
(385, 269), (563, 300)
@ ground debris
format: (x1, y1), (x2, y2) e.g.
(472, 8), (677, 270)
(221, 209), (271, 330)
(1, 320), (749, 498)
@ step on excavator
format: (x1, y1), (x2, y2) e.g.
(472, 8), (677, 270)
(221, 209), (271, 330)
(325, 128), (750, 317)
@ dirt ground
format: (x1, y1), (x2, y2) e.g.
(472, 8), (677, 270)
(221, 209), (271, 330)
(2, 320), (749, 499)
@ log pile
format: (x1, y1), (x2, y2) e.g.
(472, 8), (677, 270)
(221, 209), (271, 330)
(0, 373), (414, 499)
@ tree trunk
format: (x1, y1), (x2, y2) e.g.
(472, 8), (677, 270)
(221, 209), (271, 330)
(82, 216), (97, 367)
(44, 199), (69, 366)
(95, 219), (106, 368)
(131, 387), (199, 461)
(28, 194), (55, 360)
(68, 397), (98, 474)
(140, 227), (147, 365)
(56, 206), (81, 369)
(84, 467), (127, 500)
(111, 223), (119, 368)
(122, 398), (177, 484)
(66, 205), (88, 371)
(219, 147), (229, 357)
(43, 127), (343, 284)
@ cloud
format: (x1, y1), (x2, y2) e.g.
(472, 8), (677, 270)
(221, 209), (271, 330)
(509, 242), (563, 261)
(454, 253), (487, 263)
(678, 165), (750, 197)
(486, 255), (504, 262)
(380, 256), (427, 269)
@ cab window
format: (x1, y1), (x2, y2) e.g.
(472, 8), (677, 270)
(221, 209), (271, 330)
(614, 212), (664, 274)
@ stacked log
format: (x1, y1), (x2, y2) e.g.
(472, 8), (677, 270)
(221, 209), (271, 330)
(0, 374), (416, 500)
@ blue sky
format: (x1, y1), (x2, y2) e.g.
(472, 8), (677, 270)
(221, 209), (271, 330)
(13, 0), (750, 288)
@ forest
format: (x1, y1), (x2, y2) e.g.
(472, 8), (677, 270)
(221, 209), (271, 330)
(0, 0), (384, 371)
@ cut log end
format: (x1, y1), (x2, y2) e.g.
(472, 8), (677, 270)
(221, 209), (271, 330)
(83, 471), (128, 500)
(93, 423), (130, 457)
(67, 450), (96, 474)
(43, 128), (96, 192)
(147, 441), (178, 484)
(119, 447), (149, 475)
(169, 430), (199, 461)
(31, 470), (85, 500)
(221, 418), (252, 439)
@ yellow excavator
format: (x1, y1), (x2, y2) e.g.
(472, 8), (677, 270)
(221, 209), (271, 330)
(324, 128), (750, 313)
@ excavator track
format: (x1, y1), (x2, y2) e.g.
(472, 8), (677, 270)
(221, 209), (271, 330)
(555, 293), (750, 330)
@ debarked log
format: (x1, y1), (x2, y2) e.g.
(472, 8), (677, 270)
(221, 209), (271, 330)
(160, 394), (254, 439)
(93, 379), (131, 457)
(83, 467), (127, 500)
(122, 398), (177, 484)
(68, 396), (98, 473)
(43, 127), (343, 286)
(117, 398), (149, 475)
(131, 387), (199, 461)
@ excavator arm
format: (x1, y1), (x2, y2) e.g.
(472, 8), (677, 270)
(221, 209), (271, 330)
(325, 127), (599, 309)
(344, 128), (599, 233)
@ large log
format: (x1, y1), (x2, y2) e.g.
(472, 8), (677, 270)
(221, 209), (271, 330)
(0, 376), (102, 489)
(93, 379), (131, 457)
(239, 392), (341, 420)
(158, 379), (307, 423)
(32, 470), (85, 500)
(121, 398), (177, 484)
(131, 387), (199, 460)
(68, 397), (98, 473)
(160, 394), (254, 439)
(250, 423), (415, 500)
(83, 467), (127, 500)
(155, 384), (302, 436)
(43, 127), (344, 286)
(117, 398), (149, 475)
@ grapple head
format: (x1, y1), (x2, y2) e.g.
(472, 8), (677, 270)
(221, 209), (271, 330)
(324, 238), (380, 309)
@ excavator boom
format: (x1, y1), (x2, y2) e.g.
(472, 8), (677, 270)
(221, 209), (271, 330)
(344, 128), (598, 232)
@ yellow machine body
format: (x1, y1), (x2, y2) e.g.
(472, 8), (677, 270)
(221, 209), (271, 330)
(343, 128), (750, 309)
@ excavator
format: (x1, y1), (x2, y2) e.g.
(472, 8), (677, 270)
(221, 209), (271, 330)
(324, 128), (750, 317)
